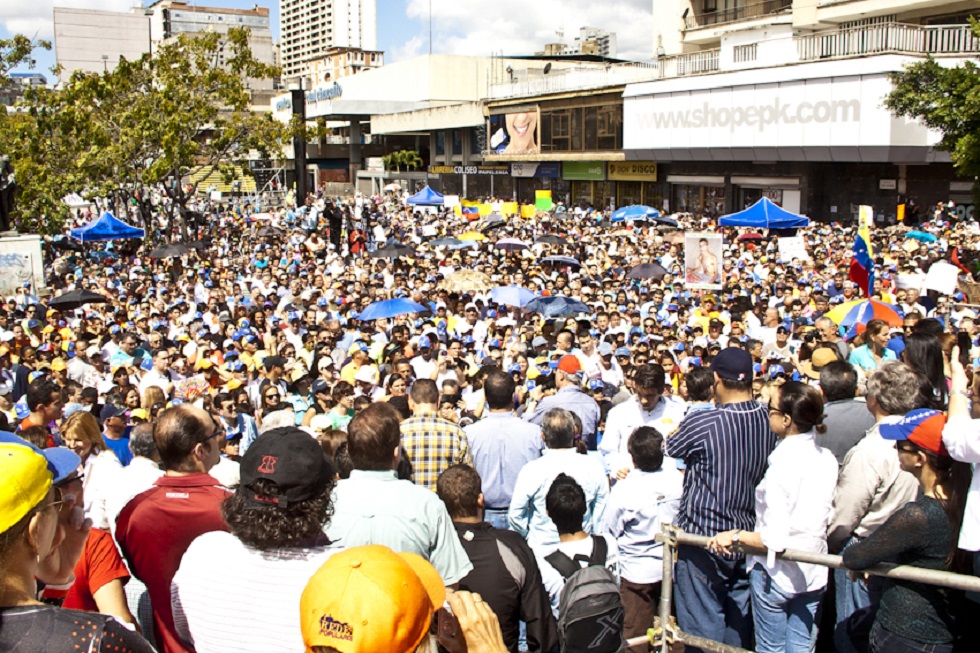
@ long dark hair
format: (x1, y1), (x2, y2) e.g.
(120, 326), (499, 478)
(902, 332), (948, 410)
(918, 448), (973, 572)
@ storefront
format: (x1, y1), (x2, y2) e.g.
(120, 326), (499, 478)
(623, 57), (958, 220)
(608, 161), (662, 210)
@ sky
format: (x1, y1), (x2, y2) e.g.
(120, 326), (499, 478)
(1, 0), (655, 81)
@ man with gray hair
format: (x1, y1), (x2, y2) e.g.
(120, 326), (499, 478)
(508, 407), (609, 551)
(828, 360), (922, 637)
(102, 423), (165, 531)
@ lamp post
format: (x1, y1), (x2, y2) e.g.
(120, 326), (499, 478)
(101, 54), (109, 72)
(144, 8), (154, 56)
(288, 77), (308, 204)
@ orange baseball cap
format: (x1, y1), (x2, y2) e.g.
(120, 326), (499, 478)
(300, 545), (446, 653)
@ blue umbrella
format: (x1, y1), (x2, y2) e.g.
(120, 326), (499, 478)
(490, 285), (537, 307)
(541, 255), (581, 268)
(906, 231), (937, 244)
(523, 295), (592, 317)
(449, 240), (480, 250)
(356, 298), (430, 321)
(611, 205), (660, 223)
(430, 237), (463, 247)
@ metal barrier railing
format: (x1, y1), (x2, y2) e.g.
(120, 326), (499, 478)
(626, 524), (980, 653)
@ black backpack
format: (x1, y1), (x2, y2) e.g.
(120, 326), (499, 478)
(545, 535), (626, 653)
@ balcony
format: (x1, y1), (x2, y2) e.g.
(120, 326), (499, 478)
(685, 0), (792, 29)
(797, 22), (980, 60)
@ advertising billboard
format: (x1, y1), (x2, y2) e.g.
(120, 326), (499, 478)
(488, 107), (541, 155)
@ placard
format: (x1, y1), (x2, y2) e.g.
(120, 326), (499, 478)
(684, 232), (724, 290)
(777, 236), (810, 262)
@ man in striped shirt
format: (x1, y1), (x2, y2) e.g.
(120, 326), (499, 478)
(665, 347), (775, 652)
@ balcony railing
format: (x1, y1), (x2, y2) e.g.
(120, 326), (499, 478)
(685, 0), (792, 29)
(798, 22), (980, 61)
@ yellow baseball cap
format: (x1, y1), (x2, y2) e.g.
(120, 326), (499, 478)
(300, 545), (445, 653)
(51, 358), (67, 372)
(0, 444), (53, 534)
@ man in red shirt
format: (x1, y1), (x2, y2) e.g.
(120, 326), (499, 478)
(115, 404), (230, 653)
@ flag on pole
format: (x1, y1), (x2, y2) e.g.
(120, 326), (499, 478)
(849, 233), (875, 297)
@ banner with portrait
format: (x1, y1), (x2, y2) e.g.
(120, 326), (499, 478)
(487, 106), (541, 155)
(684, 232), (724, 290)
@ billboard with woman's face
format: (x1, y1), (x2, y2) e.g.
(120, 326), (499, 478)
(487, 107), (540, 155)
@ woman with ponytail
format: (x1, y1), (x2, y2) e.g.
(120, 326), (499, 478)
(708, 381), (838, 653)
(843, 408), (970, 653)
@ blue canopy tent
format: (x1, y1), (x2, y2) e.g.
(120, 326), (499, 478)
(70, 211), (145, 242)
(406, 186), (445, 206)
(719, 197), (810, 229)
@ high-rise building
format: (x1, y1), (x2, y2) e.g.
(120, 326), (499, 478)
(574, 27), (617, 58)
(279, 0), (378, 80)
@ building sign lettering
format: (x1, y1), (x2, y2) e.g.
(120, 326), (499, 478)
(428, 165), (510, 176)
(607, 161), (658, 181)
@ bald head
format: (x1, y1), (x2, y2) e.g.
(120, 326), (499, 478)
(153, 405), (218, 473)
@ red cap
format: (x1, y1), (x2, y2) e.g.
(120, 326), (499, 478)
(557, 355), (582, 376)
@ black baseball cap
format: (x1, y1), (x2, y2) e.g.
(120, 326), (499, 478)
(264, 356), (287, 370)
(710, 347), (753, 382)
(240, 427), (336, 509)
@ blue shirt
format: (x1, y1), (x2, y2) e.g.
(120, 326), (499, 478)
(103, 433), (133, 467)
(464, 412), (543, 509)
(524, 386), (601, 450)
(508, 448), (609, 550)
(666, 401), (775, 538)
(847, 344), (897, 372)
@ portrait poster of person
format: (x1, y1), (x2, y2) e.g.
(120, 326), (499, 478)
(684, 232), (724, 290)
(488, 110), (540, 155)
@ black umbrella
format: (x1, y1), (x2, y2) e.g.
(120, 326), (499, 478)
(535, 235), (567, 246)
(626, 262), (668, 280)
(256, 226), (284, 238)
(47, 289), (110, 311)
(148, 243), (191, 259)
(481, 219), (507, 234)
(52, 238), (84, 252)
(188, 238), (211, 250)
(371, 244), (415, 259)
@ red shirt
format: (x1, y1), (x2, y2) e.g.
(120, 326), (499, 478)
(63, 527), (130, 613)
(115, 473), (230, 653)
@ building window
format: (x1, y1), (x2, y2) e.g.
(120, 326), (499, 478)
(733, 43), (757, 63)
(452, 129), (462, 156)
(435, 131), (445, 156)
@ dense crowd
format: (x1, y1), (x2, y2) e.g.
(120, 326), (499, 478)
(2, 188), (980, 653)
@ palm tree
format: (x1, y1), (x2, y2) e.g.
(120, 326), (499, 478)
(383, 150), (424, 172)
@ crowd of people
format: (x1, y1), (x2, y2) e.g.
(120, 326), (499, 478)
(2, 186), (980, 653)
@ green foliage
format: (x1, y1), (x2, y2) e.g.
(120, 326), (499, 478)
(886, 19), (980, 198)
(382, 150), (424, 172)
(0, 35), (50, 82)
(3, 28), (289, 236)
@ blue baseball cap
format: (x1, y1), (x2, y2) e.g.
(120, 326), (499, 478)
(0, 432), (81, 484)
(615, 347), (632, 358)
(417, 336), (432, 349)
(710, 347), (753, 382)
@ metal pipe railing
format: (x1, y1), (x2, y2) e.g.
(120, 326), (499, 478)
(631, 523), (980, 653)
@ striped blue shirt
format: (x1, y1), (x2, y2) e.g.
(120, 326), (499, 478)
(666, 401), (776, 538)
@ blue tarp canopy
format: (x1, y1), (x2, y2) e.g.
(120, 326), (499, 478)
(719, 197), (810, 229)
(70, 211), (145, 242)
(406, 186), (445, 206)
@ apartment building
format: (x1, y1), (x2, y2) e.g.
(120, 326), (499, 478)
(279, 0), (378, 80)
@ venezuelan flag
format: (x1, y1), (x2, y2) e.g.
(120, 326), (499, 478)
(849, 233), (875, 297)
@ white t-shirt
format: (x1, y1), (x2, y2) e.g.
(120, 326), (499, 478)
(171, 531), (343, 653)
(536, 534), (621, 616)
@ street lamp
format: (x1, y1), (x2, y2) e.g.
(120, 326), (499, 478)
(288, 77), (308, 203)
(101, 54), (109, 72)
(144, 8), (154, 57)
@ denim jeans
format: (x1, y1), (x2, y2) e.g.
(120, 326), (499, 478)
(868, 621), (953, 653)
(483, 508), (510, 531)
(674, 545), (753, 653)
(749, 564), (821, 653)
(835, 536), (872, 628)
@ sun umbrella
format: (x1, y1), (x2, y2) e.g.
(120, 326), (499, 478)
(906, 231), (938, 244)
(356, 298), (430, 321)
(535, 235), (566, 246)
(52, 238), (84, 252)
(626, 262), (668, 280)
(439, 269), (493, 293)
(458, 231), (486, 242)
(371, 244), (415, 259)
(187, 238), (211, 250)
(148, 243), (191, 259)
(250, 213), (274, 222)
(524, 295), (592, 317)
(47, 289), (110, 311)
(496, 238), (530, 252)
(490, 285), (537, 307)
(611, 205), (660, 223)
(736, 232), (765, 241)
(429, 237), (463, 247)
(835, 300), (905, 338)
(449, 240), (480, 250)
(255, 225), (284, 238)
(824, 299), (865, 325)
(651, 214), (680, 227)
(541, 255), (581, 268)
(481, 219), (507, 234)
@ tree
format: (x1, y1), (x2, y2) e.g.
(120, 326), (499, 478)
(383, 150), (424, 172)
(4, 28), (290, 237)
(886, 19), (980, 200)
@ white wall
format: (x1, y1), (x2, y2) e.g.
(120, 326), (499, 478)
(54, 8), (150, 76)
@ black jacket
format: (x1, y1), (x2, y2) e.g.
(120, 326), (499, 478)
(452, 521), (558, 653)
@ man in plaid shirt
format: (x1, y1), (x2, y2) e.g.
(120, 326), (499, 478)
(401, 379), (472, 491)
